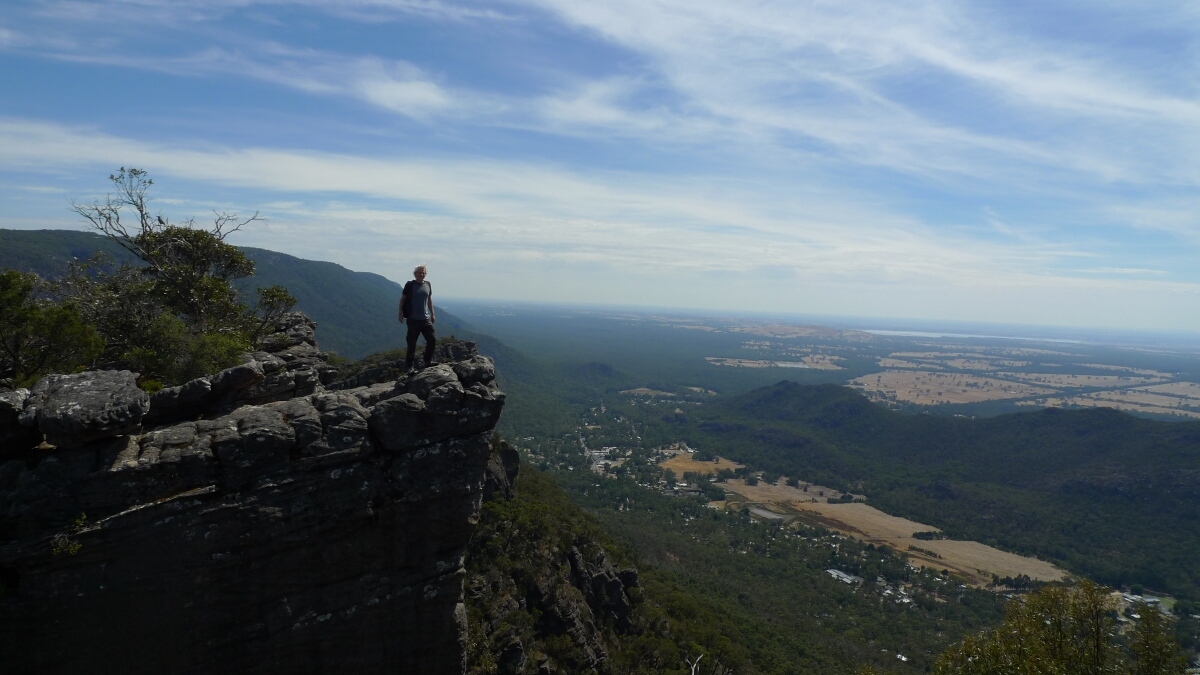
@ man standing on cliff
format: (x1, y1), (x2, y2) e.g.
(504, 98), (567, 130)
(399, 264), (436, 369)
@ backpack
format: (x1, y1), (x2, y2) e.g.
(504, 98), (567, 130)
(401, 280), (430, 319)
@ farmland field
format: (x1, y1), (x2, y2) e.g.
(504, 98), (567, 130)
(719, 479), (1068, 585)
(995, 373), (1166, 388)
(848, 370), (1057, 404)
(1022, 394), (1200, 419)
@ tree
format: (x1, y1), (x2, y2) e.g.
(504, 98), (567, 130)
(0, 270), (102, 387)
(59, 168), (295, 385)
(1129, 602), (1189, 675)
(934, 581), (1186, 675)
(71, 168), (261, 334)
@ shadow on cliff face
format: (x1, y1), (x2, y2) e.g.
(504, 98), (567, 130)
(0, 313), (505, 675)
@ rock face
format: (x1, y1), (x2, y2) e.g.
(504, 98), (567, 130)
(0, 314), (505, 674)
(463, 470), (642, 675)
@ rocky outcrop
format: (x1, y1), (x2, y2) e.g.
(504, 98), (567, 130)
(464, 470), (643, 675)
(567, 547), (639, 635)
(482, 440), (520, 502)
(18, 370), (150, 449)
(0, 314), (505, 674)
(142, 313), (340, 428)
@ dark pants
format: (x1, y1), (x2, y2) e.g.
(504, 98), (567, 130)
(405, 320), (436, 367)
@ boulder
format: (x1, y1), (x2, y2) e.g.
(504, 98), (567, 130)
(404, 364), (458, 399)
(20, 371), (149, 448)
(143, 377), (212, 428)
(452, 355), (496, 386)
(209, 360), (266, 395)
(258, 312), (317, 352)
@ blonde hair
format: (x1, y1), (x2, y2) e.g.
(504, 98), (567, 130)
(413, 264), (427, 275)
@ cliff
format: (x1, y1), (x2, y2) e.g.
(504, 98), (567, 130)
(463, 467), (644, 675)
(0, 314), (505, 674)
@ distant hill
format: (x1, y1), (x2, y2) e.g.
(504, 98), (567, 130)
(685, 381), (1200, 598)
(0, 228), (134, 278)
(0, 229), (463, 359)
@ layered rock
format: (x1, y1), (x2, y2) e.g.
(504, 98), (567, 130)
(0, 314), (505, 674)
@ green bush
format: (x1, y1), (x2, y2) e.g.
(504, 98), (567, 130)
(0, 270), (103, 386)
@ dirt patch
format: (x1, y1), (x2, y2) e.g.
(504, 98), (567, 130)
(849, 370), (1056, 405)
(660, 454), (744, 477)
(915, 540), (1067, 583)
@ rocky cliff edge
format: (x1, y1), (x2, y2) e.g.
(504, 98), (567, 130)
(0, 313), (505, 674)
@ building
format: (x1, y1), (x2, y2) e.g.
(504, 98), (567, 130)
(827, 569), (863, 585)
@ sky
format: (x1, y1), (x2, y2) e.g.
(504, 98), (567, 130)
(1, 1), (1199, 333)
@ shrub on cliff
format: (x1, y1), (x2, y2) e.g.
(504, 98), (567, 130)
(49, 168), (296, 385)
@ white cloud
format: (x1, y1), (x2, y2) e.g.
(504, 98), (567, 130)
(10, 0), (1199, 189)
(4, 2), (1200, 329)
(512, 0), (1200, 186)
(353, 59), (454, 118)
(0, 118), (1182, 287)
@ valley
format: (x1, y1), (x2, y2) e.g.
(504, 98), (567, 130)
(456, 301), (1200, 668)
(6, 232), (1198, 672)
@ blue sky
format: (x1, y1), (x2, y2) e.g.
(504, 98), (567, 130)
(1, 1), (1199, 332)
